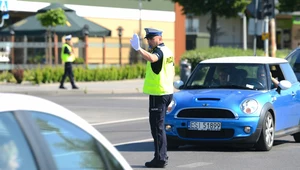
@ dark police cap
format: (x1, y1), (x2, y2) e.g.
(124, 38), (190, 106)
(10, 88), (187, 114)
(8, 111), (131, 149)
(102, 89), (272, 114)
(144, 28), (163, 39)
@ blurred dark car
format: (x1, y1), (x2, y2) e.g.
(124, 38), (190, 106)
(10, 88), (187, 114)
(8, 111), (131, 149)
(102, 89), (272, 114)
(285, 47), (300, 81)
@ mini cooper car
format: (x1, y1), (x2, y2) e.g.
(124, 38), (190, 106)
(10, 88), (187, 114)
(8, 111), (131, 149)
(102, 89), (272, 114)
(0, 93), (132, 170)
(165, 56), (300, 151)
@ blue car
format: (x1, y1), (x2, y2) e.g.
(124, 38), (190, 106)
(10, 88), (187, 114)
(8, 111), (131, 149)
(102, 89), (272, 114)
(165, 56), (300, 151)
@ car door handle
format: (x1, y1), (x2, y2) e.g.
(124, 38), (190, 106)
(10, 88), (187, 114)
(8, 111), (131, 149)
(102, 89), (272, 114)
(292, 92), (296, 96)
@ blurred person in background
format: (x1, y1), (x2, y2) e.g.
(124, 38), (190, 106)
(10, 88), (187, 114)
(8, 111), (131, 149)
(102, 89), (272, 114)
(59, 35), (79, 90)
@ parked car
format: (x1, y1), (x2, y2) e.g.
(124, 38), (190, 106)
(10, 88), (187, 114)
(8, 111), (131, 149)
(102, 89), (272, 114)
(0, 93), (132, 170)
(165, 56), (300, 151)
(285, 47), (300, 81)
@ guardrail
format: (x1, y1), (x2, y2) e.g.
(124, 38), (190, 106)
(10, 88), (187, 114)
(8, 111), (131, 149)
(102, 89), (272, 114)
(0, 42), (131, 48)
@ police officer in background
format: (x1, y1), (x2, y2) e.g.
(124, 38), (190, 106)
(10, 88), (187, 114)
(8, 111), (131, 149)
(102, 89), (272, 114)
(130, 28), (174, 168)
(59, 35), (79, 89)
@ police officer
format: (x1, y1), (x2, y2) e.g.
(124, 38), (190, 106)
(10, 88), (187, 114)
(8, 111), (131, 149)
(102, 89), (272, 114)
(130, 28), (174, 168)
(59, 35), (79, 89)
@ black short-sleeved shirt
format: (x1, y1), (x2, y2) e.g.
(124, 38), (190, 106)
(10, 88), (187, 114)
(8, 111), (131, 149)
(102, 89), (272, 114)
(63, 44), (71, 55)
(151, 43), (165, 74)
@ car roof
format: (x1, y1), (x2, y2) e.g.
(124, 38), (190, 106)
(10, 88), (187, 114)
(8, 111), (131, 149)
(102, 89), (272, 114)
(201, 56), (288, 64)
(0, 93), (132, 170)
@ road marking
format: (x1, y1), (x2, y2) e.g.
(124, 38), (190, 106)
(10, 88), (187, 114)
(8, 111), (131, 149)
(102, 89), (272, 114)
(113, 138), (153, 146)
(177, 162), (213, 168)
(91, 117), (148, 126)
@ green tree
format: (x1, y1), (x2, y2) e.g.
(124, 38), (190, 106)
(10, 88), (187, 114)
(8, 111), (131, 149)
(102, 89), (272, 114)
(277, 0), (300, 12)
(171, 0), (249, 46)
(36, 8), (67, 65)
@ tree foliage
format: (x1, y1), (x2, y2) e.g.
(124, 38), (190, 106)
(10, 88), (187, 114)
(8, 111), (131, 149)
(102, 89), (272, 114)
(36, 8), (67, 65)
(171, 0), (250, 46)
(277, 0), (300, 12)
(36, 8), (67, 27)
(171, 0), (249, 18)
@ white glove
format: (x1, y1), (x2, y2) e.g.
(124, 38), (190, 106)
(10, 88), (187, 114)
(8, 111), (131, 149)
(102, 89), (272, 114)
(130, 33), (141, 51)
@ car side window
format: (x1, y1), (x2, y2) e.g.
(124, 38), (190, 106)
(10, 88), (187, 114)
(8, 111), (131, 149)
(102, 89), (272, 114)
(0, 112), (37, 170)
(29, 112), (123, 170)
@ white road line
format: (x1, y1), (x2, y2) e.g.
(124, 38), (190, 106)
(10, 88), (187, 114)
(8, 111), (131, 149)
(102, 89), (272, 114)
(113, 138), (153, 146)
(177, 162), (213, 168)
(91, 117), (148, 126)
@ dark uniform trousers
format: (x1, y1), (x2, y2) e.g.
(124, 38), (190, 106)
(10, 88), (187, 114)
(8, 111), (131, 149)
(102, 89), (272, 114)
(60, 62), (76, 87)
(149, 94), (173, 161)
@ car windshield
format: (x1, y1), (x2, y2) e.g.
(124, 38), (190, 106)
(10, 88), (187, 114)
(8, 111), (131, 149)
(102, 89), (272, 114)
(184, 63), (269, 90)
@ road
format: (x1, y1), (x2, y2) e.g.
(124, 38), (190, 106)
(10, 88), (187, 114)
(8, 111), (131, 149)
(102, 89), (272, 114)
(36, 93), (300, 170)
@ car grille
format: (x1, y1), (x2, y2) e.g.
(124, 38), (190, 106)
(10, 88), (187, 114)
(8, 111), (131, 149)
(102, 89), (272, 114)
(176, 108), (235, 118)
(177, 128), (234, 139)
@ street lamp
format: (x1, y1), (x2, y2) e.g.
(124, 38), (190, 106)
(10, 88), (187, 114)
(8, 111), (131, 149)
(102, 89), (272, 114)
(117, 26), (124, 65)
(9, 26), (14, 66)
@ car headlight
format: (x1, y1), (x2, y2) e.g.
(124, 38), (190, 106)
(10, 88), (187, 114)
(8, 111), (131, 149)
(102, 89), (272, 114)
(241, 99), (258, 114)
(167, 99), (176, 114)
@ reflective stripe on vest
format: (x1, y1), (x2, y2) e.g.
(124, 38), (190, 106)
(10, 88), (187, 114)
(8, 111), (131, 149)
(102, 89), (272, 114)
(61, 44), (74, 62)
(143, 46), (175, 95)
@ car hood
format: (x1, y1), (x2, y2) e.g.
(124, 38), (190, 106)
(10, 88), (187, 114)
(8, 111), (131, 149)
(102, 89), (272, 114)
(174, 89), (263, 106)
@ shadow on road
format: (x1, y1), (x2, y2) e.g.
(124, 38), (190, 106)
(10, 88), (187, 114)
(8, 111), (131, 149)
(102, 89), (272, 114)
(167, 139), (295, 152)
(116, 141), (153, 152)
(115, 139), (295, 153)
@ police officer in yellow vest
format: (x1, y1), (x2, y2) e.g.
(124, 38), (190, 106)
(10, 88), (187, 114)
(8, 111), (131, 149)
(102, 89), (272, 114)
(130, 28), (174, 168)
(59, 35), (79, 89)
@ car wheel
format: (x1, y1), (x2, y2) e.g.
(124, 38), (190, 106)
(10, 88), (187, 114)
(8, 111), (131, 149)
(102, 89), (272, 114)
(255, 111), (274, 151)
(292, 132), (300, 142)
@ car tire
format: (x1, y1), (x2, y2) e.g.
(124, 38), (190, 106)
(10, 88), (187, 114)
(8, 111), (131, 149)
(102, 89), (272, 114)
(292, 132), (300, 142)
(255, 111), (274, 151)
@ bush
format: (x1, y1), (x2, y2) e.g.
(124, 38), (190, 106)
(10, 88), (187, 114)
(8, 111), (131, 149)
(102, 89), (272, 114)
(12, 69), (24, 84)
(73, 57), (85, 64)
(0, 71), (15, 83)
(181, 47), (290, 70)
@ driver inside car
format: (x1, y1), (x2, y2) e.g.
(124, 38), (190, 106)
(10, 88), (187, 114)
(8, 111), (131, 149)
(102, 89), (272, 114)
(257, 67), (279, 89)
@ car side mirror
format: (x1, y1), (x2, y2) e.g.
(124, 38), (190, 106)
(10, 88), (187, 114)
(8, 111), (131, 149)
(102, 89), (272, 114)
(278, 80), (292, 90)
(276, 80), (292, 94)
(173, 80), (184, 89)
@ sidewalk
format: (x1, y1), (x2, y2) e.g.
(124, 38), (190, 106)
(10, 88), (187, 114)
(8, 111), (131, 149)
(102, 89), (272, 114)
(0, 79), (145, 95)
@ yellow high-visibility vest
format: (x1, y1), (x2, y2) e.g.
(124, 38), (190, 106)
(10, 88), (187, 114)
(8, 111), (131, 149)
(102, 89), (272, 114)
(61, 44), (75, 62)
(143, 46), (175, 95)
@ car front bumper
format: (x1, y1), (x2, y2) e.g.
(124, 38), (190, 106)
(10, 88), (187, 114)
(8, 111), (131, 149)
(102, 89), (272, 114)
(165, 116), (262, 145)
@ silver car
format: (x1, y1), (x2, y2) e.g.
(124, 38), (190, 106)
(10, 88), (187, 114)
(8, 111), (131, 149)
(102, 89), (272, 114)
(0, 93), (132, 170)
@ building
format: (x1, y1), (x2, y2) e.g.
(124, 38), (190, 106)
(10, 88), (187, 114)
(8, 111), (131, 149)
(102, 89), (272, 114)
(5, 0), (185, 65)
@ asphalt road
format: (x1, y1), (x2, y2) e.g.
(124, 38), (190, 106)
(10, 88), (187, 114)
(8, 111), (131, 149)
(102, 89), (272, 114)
(35, 93), (300, 170)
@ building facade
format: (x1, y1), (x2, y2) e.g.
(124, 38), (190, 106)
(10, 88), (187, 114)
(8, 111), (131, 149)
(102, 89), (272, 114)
(6, 0), (185, 65)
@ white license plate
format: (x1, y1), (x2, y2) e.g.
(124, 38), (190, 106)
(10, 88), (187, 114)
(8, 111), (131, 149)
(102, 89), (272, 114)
(188, 121), (221, 131)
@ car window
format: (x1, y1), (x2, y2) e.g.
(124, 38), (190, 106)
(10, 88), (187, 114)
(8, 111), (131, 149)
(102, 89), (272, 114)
(29, 112), (123, 170)
(185, 63), (268, 90)
(279, 63), (298, 84)
(0, 112), (38, 170)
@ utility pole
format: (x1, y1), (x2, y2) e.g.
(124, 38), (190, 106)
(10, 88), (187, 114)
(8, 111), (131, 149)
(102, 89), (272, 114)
(264, 16), (269, 56)
(262, 0), (275, 57)
(270, 18), (276, 57)
(253, 0), (259, 56)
